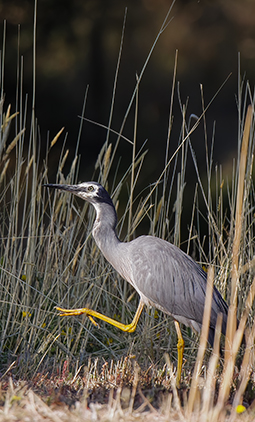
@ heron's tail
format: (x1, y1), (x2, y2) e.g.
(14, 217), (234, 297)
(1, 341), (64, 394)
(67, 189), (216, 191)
(208, 316), (245, 348)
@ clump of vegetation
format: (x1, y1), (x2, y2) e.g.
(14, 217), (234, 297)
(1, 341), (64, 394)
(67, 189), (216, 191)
(0, 2), (255, 420)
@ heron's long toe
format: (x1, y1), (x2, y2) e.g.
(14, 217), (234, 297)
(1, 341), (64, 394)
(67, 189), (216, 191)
(55, 306), (90, 316)
(88, 315), (100, 328)
(55, 306), (100, 327)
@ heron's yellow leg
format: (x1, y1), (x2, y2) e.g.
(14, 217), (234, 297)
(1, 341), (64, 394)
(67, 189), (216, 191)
(174, 320), (184, 388)
(56, 299), (144, 333)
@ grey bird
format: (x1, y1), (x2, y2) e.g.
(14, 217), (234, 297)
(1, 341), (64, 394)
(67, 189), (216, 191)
(44, 181), (229, 386)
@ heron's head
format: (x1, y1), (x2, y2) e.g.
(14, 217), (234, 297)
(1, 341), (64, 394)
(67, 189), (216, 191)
(43, 181), (113, 206)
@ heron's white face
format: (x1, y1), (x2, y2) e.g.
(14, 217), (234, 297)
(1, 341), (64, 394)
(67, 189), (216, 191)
(44, 181), (113, 206)
(73, 182), (102, 203)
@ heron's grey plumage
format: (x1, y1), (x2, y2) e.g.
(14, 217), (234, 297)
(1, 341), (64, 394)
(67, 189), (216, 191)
(44, 181), (229, 347)
(113, 236), (228, 346)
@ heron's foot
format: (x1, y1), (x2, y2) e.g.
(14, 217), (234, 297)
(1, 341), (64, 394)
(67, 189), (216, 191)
(55, 300), (144, 333)
(55, 306), (100, 328)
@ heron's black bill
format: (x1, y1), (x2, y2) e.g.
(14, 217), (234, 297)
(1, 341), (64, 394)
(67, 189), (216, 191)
(43, 183), (78, 193)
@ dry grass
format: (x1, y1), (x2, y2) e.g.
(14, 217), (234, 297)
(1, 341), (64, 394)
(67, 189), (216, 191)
(0, 353), (254, 421)
(1, 1), (255, 420)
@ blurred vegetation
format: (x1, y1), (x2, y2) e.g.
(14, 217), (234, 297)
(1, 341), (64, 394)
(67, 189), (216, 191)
(1, 0), (255, 177)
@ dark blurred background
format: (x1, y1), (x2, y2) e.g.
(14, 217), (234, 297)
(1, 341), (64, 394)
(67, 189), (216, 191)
(1, 0), (255, 220)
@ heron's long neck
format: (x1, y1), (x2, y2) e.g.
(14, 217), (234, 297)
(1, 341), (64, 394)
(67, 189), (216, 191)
(92, 202), (121, 264)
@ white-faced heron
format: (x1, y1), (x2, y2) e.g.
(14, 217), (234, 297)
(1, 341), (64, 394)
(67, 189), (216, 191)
(44, 181), (229, 386)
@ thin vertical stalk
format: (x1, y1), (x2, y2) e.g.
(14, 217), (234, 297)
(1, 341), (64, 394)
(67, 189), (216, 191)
(122, 77), (139, 324)
(225, 105), (252, 357)
(0, 20), (6, 100)
(105, 8), (127, 150)
(127, 76), (139, 240)
(162, 50), (178, 238)
(108, 3), (176, 176)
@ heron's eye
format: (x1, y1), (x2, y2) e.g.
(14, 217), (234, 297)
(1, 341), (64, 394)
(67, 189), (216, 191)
(87, 185), (94, 192)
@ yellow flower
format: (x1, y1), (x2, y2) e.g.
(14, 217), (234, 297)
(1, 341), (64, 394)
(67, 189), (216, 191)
(236, 404), (246, 414)
(11, 395), (21, 403)
(22, 311), (31, 318)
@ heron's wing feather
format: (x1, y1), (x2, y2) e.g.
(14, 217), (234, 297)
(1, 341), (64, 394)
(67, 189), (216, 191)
(122, 236), (228, 336)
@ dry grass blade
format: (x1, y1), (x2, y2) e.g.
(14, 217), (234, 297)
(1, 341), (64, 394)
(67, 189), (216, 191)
(186, 266), (214, 418)
(128, 362), (140, 413)
(103, 143), (112, 183)
(1, 105), (19, 131)
(3, 128), (25, 159)
(231, 322), (255, 419)
(229, 277), (255, 415)
(0, 157), (9, 184)
(215, 277), (255, 419)
(50, 127), (65, 148)
(226, 105), (252, 356)
(200, 313), (222, 420)
(164, 353), (185, 421)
